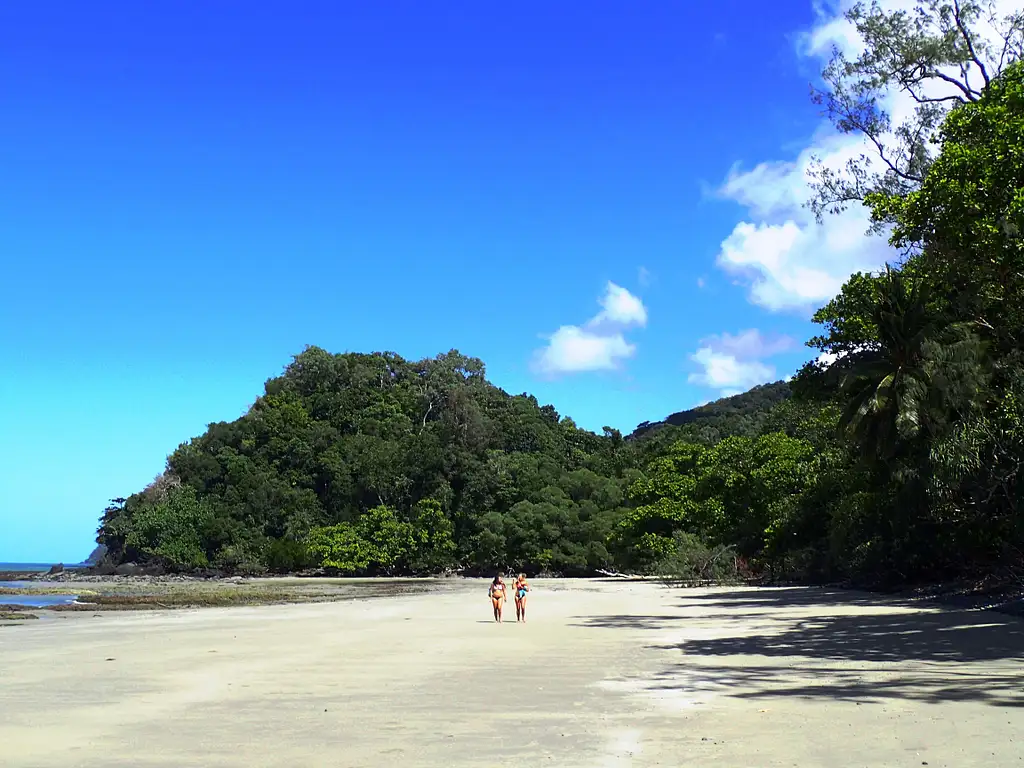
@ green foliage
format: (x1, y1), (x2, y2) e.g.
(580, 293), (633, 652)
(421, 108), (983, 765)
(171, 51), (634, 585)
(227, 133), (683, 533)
(807, 272), (881, 357)
(794, 55), (1024, 584)
(305, 505), (421, 575)
(121, 485), (213, 570)
(615, 433), (816, 573)
(410, 498), (458, 572)
(836, 268), (935, 457)
(265, 538), (316, 573)
(656, 531), (740, 584)
(926, 365), (1024, 566)
(306, 523), (374, 574)
(871, 60), (1024, 352)
(306, 500), (457, 575)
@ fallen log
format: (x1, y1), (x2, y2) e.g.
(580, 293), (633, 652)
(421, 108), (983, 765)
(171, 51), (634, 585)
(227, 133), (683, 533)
(596, 569), (642, 579)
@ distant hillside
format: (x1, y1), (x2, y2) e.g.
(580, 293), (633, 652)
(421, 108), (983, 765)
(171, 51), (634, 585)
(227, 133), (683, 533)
(630, 381), (791, 444)
(82, 544), (107, 566)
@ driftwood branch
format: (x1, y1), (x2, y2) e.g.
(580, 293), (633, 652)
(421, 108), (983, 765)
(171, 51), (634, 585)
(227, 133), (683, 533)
(596, 568), (639, 579)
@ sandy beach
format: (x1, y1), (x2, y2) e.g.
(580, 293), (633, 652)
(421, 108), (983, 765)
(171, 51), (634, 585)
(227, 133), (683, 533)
(2, 579), (1022, 767)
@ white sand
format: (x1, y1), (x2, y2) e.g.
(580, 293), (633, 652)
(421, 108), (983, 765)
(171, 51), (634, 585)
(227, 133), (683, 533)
(2, 579), (1022, 767)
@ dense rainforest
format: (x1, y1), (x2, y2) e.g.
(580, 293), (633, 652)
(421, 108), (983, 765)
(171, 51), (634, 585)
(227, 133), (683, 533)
(97, 2), (1024, 588)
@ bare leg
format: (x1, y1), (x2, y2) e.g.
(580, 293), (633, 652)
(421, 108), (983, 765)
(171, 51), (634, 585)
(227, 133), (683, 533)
(492, 598), (500, 622)
(496, 598), (504, 622)
(520, 597), (527, 622)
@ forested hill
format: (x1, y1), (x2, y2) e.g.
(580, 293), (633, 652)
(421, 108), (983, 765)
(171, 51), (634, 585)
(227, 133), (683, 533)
(630, 381), (791, 442)
(97, 345), (810, 579)
(98, 346), (640, 576)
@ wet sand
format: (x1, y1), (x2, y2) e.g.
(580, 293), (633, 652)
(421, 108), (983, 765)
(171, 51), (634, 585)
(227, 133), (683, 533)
(2, 579), (1022, 767)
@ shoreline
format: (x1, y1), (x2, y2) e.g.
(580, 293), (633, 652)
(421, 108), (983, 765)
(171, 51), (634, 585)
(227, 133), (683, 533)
(2, 567), (1021, 621)
(0, 576), (456, 618)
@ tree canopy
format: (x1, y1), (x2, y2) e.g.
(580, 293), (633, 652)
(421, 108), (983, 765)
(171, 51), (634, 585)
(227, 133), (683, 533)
(98, 348), (637, 575)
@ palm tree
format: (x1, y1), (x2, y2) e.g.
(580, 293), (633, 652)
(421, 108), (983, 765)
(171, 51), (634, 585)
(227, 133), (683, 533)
(838, 267), (934, 461)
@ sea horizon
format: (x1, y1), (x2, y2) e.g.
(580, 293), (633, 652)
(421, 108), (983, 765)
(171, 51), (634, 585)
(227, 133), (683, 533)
(0, 562), (84, 572)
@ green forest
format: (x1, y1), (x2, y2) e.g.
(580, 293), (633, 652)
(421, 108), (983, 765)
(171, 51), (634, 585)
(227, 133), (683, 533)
(97, 3), (1024, 588)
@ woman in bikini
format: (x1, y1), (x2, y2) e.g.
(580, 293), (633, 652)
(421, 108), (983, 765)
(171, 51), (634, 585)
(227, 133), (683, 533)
(513, 573), (530, 622)
(488, 575), (507, 622)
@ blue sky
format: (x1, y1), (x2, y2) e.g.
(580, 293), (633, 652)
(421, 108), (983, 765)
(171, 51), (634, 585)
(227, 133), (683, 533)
(0, 1), (897, 562)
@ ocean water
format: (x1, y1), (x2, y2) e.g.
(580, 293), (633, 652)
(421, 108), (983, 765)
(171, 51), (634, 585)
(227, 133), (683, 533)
(0, 563), (84, 573)
(0, 592), (78, 608)
(0, 563), (55, 573)
(0, 577), (79, 609)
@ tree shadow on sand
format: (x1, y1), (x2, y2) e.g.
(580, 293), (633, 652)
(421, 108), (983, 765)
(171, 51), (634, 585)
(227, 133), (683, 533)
(573, 587), (1024, 707)
(643, 663), (1024, 707)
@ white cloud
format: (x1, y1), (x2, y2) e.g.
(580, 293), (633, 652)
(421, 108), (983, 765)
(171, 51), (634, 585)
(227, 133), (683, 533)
(532, 282), (647, 375)
(815, 345), (876, 368)
(708, 328), (797, 358)
(688, 329), (796, 395)
(817, 350), (839, 367)
(715, 141), (893, 312)
(533, 326), (635, 374)
(591, 281), (647, 327)
(715, 0), (1020, 313)
(689, 347), (774, 392)
(638, 266), (652, 287)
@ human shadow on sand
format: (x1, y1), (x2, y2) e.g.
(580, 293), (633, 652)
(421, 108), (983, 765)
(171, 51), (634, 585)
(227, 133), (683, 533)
(573, 587), (1024, 707)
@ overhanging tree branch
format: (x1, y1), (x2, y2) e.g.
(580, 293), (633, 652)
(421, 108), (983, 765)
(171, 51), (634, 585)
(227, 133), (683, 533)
(806, 0), (1021, 219)
(953, 0), (991, 87)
